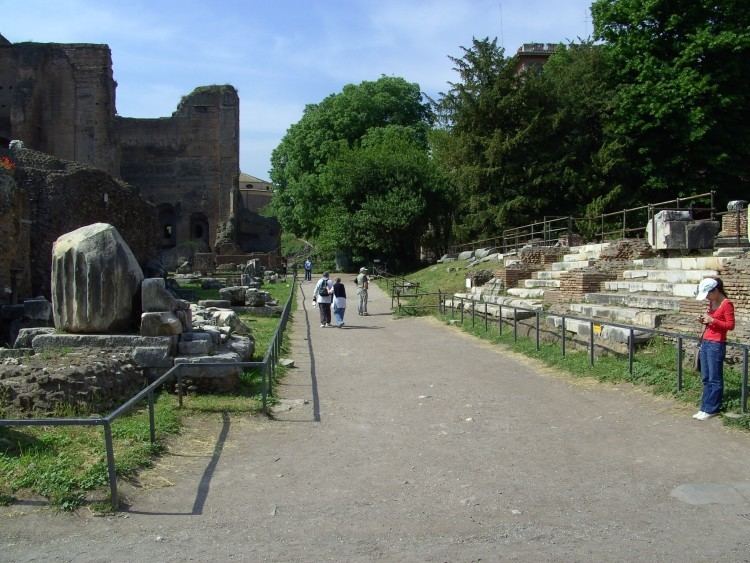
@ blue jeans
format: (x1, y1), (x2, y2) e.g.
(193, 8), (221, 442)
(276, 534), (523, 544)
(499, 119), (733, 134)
(333, 305), (346, 326)
(699, 340), (725, 414)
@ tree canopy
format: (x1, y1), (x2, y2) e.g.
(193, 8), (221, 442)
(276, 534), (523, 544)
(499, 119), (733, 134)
(270, 76), (453, 266)
(592, 0), (750, 201)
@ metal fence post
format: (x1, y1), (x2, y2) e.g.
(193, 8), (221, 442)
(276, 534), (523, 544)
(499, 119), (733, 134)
(262, 363), (268, 413)
(628, 329), (634, 375)
(498, 305), (503, 335)
(561, 316), (566, 357)
(103, 421), (118, 510)
(484, 303), (488, 332)
(535, 311), (540, 351)
(677, 337), (683, 391)
(743, 347), (748, 414)
(460, 299), (464, 324)
(589, 321), (595, 366)
(177, 372), (183, 408)
(513, 308), (518, 342)
(471, 302), (475, 328)
(147, 390), (156, 444)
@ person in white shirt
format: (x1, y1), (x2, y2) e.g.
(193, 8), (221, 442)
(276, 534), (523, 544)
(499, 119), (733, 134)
(314, 272), (334, 327)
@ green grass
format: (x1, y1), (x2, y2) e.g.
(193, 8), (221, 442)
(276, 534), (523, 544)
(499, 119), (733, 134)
(0, 393), (180, 511)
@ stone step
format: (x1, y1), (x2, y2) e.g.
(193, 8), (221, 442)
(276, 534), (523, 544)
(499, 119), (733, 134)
(622, 269), (718, 283)
(584, 292), (683, 311)
(507, 287), (546, 299)
(536, 270), (564, 280)
(551, 260), (594, 271)
(445, 297), (542, 319)
(568, 303), (666, 328)
(603, 280), (697, 298)
(569, 242), (611, 255)
(547, 316), (651, 344)
(632, 257), (728, 270)
(524, 278), (561, 289)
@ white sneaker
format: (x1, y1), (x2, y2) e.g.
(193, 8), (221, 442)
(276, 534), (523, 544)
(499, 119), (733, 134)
(696, 411), (718, 421)
(320, 324), (325, 328)
(692, 411), (705, 419)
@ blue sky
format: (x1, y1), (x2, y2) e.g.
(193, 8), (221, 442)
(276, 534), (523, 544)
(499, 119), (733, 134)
(6, 0), (594, 179)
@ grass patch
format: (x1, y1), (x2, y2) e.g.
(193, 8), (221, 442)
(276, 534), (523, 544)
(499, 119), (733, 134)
(0, 393), (180, 510)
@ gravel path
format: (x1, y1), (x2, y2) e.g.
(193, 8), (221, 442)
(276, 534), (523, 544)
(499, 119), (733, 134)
(2, 280), (750, 562)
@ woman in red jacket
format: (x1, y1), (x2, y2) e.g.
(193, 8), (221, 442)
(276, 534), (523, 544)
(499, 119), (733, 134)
(694, 277), (735, 420)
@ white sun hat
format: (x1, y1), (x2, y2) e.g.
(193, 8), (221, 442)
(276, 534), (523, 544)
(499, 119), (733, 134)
(695, 278), (718, 300)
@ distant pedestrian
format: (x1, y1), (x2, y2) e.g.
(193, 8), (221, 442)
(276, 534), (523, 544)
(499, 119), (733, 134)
(694, 277), (735, 421)
(356, 267), (369, 316)
(304, 258), (313, 281)
(314, 272), (333, 327)
(332, 277), (347, 327)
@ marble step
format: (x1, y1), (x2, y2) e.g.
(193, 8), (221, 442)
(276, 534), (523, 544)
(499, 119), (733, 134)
(622, 269), (718, 283)
(546, 316), (651, 344)
(584, 292), (683, 311)
(603, 280), (697, 298)
(568, 243), (611, 255)
(524, 278), (561, 288)
(632, 257), (728, 270)
(507, 287), (546, 298)
(568, 303), (665, 328)
(536, 270), (564, 280)
(551, 260), (594, 271)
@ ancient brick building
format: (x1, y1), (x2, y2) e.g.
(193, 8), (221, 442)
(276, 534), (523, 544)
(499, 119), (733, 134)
(118, 85), (240, 253)
(0, 34), (242, 274)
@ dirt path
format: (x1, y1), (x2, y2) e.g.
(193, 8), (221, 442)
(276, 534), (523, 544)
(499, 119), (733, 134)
(2, 281), (750, 562)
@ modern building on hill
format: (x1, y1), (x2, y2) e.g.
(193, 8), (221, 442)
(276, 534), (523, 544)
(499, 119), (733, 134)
(514, 43), (558, 74)
(238, 172), (273, 213)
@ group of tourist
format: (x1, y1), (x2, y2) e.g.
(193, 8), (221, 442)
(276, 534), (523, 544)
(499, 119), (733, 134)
(312, 267), (369, 328)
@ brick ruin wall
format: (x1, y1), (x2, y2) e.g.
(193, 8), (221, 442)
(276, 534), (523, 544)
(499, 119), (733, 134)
(117, 86), (240, 253)
(1, 40), (243, 285)
(719, 208), (748, 238)
(0, 174), (31, 298)
(12, 148), (158, 298)
(0, 42), (119, 176)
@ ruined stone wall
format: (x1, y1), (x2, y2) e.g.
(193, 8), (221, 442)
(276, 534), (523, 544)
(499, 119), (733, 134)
(0, 173), (31, 301)
(0, 41), (119, 175)
(13, 148), (158, 297)
(720, 208), (747, 238)
(117, 85), (240, 251)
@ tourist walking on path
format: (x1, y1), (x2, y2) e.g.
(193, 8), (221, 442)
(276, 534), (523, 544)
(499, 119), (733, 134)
(356, 267), (369, 315)
(694, 277), (735, 420)
(332, 277), (347, 327)
(314, 272), (333, 327)
(304, 258), (313, 281)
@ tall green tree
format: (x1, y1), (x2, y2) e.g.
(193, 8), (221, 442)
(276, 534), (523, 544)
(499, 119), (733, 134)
(270, 77), (453, 266)
(434, 38), (614, 241)
(592, 0), (750, 202)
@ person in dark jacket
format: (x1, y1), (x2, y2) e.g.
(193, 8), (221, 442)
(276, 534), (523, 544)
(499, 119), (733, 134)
(332, 277), (347, 327)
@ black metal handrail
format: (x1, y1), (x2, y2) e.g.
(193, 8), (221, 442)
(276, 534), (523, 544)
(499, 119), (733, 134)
(0, 274), (298, 510)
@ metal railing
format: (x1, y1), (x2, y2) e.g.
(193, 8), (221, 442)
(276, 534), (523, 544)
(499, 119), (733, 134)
(449, 216), (573, 255)
(446, 192), (719, 255)
(0, 275), (297, 510)
(393, 290), (748, 415)
(714, 207), (749, 248)
(580, 191), (715, 242)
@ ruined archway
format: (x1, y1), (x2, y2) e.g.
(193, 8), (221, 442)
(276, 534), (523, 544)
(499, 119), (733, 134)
(158, 203), (177, 248)
(190, 212), (209, 246)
